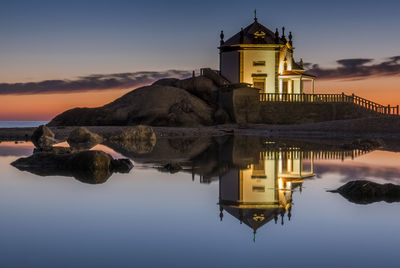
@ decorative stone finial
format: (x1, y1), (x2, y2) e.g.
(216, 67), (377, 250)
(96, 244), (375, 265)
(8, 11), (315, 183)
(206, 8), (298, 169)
(220, 30), (224, 45)
(281, 27), (287, 43)
(289, 31), (293, 46)
(274, 28), (280, 43)
(254, 9), (257, 22)
(240, 27), (244, 43)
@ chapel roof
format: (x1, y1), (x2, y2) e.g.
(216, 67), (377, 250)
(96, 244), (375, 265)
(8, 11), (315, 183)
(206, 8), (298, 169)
(292, 59), (304, 71)
(221, 205), (286, 232)
(221, 19), (285, 46)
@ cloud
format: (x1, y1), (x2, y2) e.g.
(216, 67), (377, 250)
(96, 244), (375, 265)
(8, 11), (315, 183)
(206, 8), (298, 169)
(306, 56), (400, 80)
(0, 70), (192, 95)
(315, 163), (400, 184)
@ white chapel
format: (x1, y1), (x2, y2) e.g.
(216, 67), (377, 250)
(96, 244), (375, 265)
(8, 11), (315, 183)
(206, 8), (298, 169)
(219, 14), (315, 94)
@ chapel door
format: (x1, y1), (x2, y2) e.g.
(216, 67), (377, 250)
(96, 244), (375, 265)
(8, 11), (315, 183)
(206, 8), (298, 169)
(282, 81), (288, 94)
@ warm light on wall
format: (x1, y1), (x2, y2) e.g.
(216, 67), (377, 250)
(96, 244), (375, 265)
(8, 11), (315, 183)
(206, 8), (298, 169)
(278, 178), (284, 189)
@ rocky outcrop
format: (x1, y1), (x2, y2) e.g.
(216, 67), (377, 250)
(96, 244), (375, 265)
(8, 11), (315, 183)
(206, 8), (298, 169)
(48, 84), (214, 127)
(67, 127), (103, 149)
(11, 150), (133, 184)
(329, 180), (400, 204)
(31, 125), (57, 149)
(153, 76), (219, 106)
(175, 76), (219, 106)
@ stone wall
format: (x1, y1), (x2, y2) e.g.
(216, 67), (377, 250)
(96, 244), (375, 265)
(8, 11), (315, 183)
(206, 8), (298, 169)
(219, 91), (383, 124)
(219, 86), (260, 124)
(256, 102), (381, 124)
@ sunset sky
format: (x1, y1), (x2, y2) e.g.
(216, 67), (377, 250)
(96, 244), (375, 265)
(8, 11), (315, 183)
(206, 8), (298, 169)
(1, 0), (400, 120)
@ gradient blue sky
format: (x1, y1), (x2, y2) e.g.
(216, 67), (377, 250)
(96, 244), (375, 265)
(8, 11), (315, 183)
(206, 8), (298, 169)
(1, 0), (400, 120)
(1, 0), (400, 82)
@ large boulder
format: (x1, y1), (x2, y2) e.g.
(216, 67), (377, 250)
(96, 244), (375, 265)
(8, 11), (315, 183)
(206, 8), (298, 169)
(152, 78), (179, 87)
(174, 76), (219, 106)
(67, 127), (103, 149)
(329, 180), (400, 204)
(153, 76), (219, 106)
(11, 150), (133, 184)
(48, 85), (214, 127)
(31, 125), (57, 149)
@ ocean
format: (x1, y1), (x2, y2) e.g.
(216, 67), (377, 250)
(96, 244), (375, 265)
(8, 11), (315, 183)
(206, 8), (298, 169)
(0, 121), (48, 128)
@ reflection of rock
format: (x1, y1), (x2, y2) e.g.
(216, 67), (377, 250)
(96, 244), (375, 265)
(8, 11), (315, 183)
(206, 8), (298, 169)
(110, 158), (134, 173)
(105, 137), (212, 166)
(11, 150), (133, 184)
(214, 108), (231, 124)
(329, 180), (400, 204)
(108, 125), (156, 154)
(340, 139), (383, 151)
(33, 146), (75, 154)
(160, 163), (182, 174)
(67, 127), (103, 149)
(31, 125), (57, 149)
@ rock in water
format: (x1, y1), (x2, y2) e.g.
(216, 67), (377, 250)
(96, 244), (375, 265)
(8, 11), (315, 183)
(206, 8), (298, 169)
(108, 125), (157, 154)
(329, 180), (400, 204)
(31, 125), (57, 149)
(11, 150), (133, 184)
(67, 127), (103, 149)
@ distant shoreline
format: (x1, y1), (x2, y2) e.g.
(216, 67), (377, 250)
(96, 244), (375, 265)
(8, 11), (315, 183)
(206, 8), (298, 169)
(1, 117), (400, 143)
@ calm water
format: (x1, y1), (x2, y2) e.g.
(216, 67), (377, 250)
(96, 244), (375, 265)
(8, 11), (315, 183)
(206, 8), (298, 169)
(0, 137), (399, 268)
(0, 121), (48, 128)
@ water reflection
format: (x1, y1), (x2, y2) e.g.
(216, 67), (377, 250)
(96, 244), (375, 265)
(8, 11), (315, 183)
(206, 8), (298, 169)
(4, 136), (391, 241)
(219, 149), (314, 241)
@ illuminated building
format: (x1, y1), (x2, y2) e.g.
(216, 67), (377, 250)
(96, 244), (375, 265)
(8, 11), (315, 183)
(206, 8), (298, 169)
(219, 12), (315, 94)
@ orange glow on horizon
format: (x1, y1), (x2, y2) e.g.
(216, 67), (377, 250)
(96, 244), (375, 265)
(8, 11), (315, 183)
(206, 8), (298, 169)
(1, 76), (399, 121)
(312, 76), (400, 106)
(0, 88), (133, 121)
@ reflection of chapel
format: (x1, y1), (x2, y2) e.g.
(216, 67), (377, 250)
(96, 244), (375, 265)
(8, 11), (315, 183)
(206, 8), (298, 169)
(218, 150), (314, 240)
(219, 13), (315, 94)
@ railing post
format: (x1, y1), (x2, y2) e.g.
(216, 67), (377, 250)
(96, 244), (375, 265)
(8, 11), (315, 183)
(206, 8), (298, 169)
(388, 104), (391, 114)
(397, 105), (399, 115)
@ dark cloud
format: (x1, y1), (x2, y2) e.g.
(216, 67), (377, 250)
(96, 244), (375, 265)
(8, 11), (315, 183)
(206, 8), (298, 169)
(0, 70), (191, 95)
(306, 55), (400, 80)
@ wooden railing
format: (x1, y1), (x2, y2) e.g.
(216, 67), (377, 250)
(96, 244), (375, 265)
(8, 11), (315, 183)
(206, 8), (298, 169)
(262, 149), (370, 161)
(259, 92), (399, 115)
